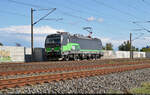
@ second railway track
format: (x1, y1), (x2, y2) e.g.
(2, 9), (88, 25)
(0, 63), (150, 90)
(0, 61), (148, 77)
(1, 58), (150, 72)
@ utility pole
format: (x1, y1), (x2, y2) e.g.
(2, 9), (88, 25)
(31, 8), (34, 61)
(30, 8), (56, 61)
(130, 33), (133, 59)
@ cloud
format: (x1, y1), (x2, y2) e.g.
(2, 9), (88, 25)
(87, 16), (95, 21)
(100, 37), (150, 50)
(87, 16), (104, 23)
(143, 36), (150, 40)
(0, 25), (64, 34)
(101, 37), (124, 44)
(97, 18), (104, 22)
(0, 25), (65, 47)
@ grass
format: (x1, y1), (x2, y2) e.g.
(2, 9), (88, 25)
(108, 82), (150, 94)
(130, 82), (150, 94)
(108, 89), (122, 94)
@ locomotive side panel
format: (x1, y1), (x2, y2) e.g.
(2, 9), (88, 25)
(69, 36), (102, 50)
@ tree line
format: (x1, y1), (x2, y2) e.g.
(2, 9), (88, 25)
(103, 40), (150, 52)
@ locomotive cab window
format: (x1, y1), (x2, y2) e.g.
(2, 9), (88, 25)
(45, 36), (61, 44)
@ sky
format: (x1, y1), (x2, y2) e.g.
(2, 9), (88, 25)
(0, 0), (150, 50)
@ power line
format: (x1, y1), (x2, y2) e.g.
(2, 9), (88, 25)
(7, 0), (90, 22)
(118, 0), (150, 16)
(132, 22), (150, 33)
(43, 18), (63, 21)
(142, 0), (150, 6)
(33, 8), (56, 25)
(92, 0), (141, 20)
(45, 0), (104, 21)
(132, 21), (150, 23)
(63, 0), (127, 23)
(58, 10), (88, 22)
(7, 0), (45, 9)
(44, 0), (113, 25)
(132, 33), (144, 41)
(7, 0), (55, 11)
(63, 0), (141, 36)
(0, 9), (28, 17)
(41, 0), (90, 22)
(58, 0), (106, 17)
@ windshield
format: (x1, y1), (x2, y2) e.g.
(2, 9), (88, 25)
(45, 36), (61, 44)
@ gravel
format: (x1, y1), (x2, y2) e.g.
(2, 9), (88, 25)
(0, 68), (150, 94)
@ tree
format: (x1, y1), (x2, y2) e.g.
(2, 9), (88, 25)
(118, 40), (138, 51)
(102, 46), (105, 50)
(140, 46), (150, 52)
(103, 43), (113, 50)
(0, 42), (3, 46)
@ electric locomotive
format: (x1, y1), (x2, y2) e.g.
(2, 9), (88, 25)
(45, 32), (103, 60)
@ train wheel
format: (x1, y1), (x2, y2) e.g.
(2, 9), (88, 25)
(80, 56), (84, 60)
(73, 55), (77, 61)
(87, 56), (90, 60)
(76, 56), (80, 61)
(74, 55), (79, 61)
(64, 55), (69, 61)
(93, 55), (96, 60)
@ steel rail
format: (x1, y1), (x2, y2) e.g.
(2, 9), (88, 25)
(0, 62), (144, 76)
(0, 63), (150, 90)
(1, 59), (150, 72)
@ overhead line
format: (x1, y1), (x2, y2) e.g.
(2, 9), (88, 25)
(92, 0), (141, 20)
(65, 0), (133, 24)
(7, 0), (45, 8)
(132, 22), (150, 33)
(118, 0), (150, 17)
(44, 0), (91, 22)
(58, 9), (88, 22)
(7, 0), (54, 11)
(7, 0), (90, 22)
(0, 9), (29, 17)
(65, 0), (108, 17)
(132, 33), (144, 41)
(33, 8), (56, 25)
(52, 0), (104, 17)
(142, 0), (150, 6)
(45, 0), (109, 24)
(92, 0), (150, 33)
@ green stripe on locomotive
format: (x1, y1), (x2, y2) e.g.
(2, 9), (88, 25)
(46, 42), (102, 53)
(62, 43), (102, 52)
(62, 43), (79, 52)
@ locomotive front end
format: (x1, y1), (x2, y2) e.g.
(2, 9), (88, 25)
(45, 34), (62, 60)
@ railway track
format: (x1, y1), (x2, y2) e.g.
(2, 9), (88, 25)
(0, 61), (146, 77)
(0, 58), (150, 90)
(1, 58), (150, 72)
(0, 63), (150, 90)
